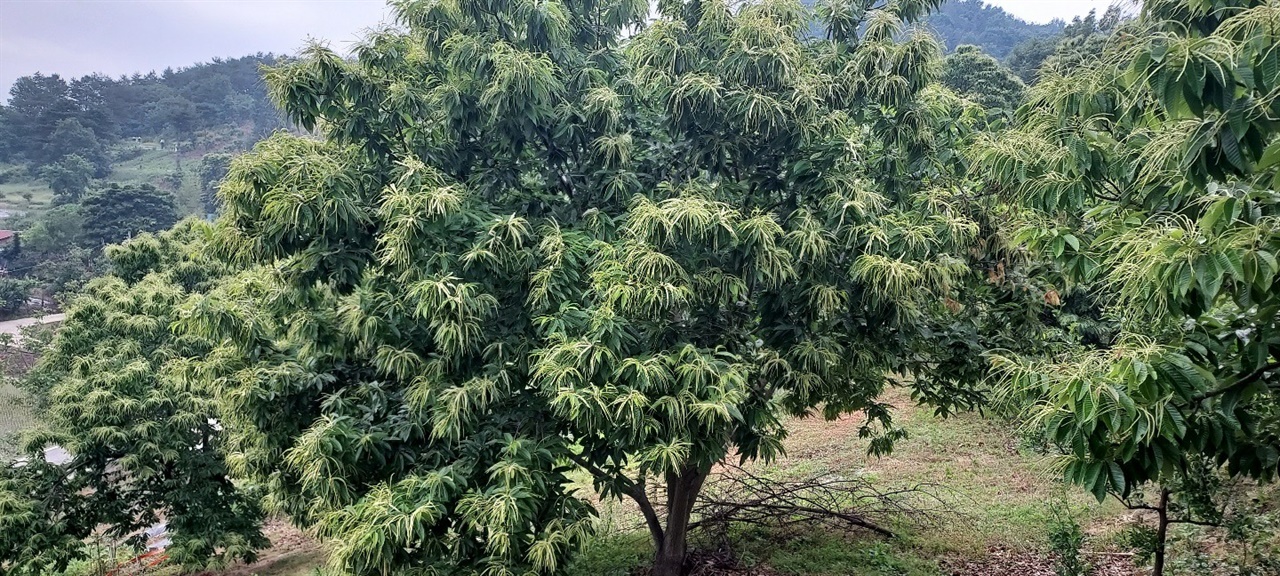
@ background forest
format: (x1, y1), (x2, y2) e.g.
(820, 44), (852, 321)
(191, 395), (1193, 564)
(0, 0), (1277, 576)
(0, 54), (286, 312)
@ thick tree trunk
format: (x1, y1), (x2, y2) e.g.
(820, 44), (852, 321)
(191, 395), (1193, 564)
(627, 466), (709, 576)
(1153, 488), (1170, 576)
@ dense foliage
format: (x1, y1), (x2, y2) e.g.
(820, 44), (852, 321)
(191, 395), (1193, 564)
(80, 183), (178, 246)
(197, 152), (235, 215)
(38, 154), (95, 203)
(163, 0), (1051, 574)
(980, 0), (1280, 571)
(941, 45), (1026, 113)
(0, 222), (266, 576)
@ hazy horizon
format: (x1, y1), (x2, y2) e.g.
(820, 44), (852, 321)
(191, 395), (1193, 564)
(0, 0), (1114, 100)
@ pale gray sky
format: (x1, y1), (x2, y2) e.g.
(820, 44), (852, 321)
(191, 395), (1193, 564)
(0, 0), (1109, 99)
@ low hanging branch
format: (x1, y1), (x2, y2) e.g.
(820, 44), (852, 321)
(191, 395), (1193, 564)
(685, 464), (956, 541)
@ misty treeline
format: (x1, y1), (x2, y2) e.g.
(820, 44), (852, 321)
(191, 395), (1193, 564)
(0, 54), (286, 172)
(922, 0), (1065, 59)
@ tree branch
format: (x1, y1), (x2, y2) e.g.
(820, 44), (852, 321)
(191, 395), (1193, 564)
(629, 477), (666, 549)
(563, 452), (665, 546)
(1168, 517), (1222, 528)
(689, 463), (953, 543)
(1192, 361), (1280, 402)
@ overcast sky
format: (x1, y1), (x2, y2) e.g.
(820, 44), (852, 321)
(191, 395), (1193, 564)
(0, 0), (1113, 99)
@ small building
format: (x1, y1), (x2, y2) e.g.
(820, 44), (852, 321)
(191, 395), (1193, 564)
(0, 230), (16, 248)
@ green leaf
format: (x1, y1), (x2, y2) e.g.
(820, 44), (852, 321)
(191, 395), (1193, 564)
(1220, 130), (1248, 172)
(1258, 141), (1280, 171)
(1164, 404), (1188, 439)
(1150, 41), (1168, 63)
(1107, 462), (1126, 495)
(1090, 465), (1109, 501)
(1082, 461), (1103, 491)
(1175, 262), (1194, 297)
(1195, 254), (1223, 301)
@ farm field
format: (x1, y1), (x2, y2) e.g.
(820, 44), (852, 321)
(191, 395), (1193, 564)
(0, 180), (55, 215)
(0, 142), (206, 221)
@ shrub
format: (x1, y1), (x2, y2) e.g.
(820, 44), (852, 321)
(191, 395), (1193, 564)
(1048, 505), (1088, 576)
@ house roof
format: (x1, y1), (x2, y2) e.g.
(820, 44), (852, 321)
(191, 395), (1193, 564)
(0, 231), (15, 242)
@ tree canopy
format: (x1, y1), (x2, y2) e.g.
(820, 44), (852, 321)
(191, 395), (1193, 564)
(0, 222), (266, 576)
(80, 183), (178, 246)
(172, 0), (1042, 574)
(38, 154), (95, 203)
(941, 44), (1026, 113)
(978, 0), (1280, 571)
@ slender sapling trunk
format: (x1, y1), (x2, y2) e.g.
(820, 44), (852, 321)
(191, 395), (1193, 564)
(1153, 488), (1170, 576)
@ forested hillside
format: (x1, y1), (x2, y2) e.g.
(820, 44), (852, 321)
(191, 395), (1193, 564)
(923, 0), (1063, 59)
(0, 53), (284, 161)
(0, 55), (287, 315)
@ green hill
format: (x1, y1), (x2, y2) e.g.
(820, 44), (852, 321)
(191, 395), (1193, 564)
(922, 0), (1063, 59)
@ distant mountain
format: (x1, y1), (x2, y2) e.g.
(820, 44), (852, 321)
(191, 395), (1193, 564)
(922, 0), (1064, 60)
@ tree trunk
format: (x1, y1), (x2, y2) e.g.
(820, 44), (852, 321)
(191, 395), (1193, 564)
(1153, 488), (1170, 576)
(627, 465), (709, 576)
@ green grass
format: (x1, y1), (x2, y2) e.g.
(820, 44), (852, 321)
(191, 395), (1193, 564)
(565, 532), (652, 576)
(742, 389), (1123, 557)
(0, 181), (55, 215)
(0, 141), (205, 219)
(751, 532), (942, 576)
(564, 527), (945, 576)
(107, 146), (203, 215)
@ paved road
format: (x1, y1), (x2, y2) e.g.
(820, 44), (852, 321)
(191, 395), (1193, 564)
(0, 313), (65, 342)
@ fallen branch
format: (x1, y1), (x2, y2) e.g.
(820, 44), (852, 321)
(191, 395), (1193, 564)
(686, 463), (956, 542)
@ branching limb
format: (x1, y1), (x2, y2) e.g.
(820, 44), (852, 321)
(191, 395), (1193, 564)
(686, 463), (956, 543)
(1192, 361), (1280, 402)
(563, 452), (666, 545)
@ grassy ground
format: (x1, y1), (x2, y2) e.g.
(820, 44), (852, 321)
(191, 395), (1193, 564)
(107, 146), (204, 215)
(564, 389), (1131, 576)
(0, 181), (55, 215)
